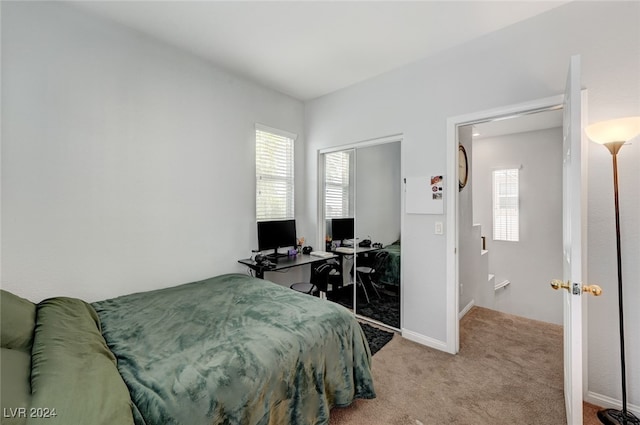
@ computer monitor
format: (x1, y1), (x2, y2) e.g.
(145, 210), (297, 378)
(257, 219), (297, 258)
(331, 217), (354, 245)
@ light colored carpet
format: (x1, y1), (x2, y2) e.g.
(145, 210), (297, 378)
(331, 306), (602, 425)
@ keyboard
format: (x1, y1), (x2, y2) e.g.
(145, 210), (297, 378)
(310, 251), (334, 258)
(334, 247), (354, 254)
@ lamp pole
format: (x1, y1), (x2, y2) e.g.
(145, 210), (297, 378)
(597, 141), (639, 425)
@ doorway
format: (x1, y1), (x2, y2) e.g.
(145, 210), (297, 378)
(445, 94), (570, 354)
(457, 108), (565, 326)
(453, 105), (567, 422)
(447, 57), (589, 425)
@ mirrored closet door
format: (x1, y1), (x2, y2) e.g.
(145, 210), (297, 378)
(320, 139), (401, 330)
(353, 142), (401, 329)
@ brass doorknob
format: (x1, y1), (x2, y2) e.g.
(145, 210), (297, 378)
(550, 279), (570, 291)
(550, 279), (602, 296)
(583, 284), (602, 296)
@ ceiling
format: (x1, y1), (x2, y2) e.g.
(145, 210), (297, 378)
(71, 1), (569, 101)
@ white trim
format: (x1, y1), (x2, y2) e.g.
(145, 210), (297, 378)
(580, 89), (590, 403)
(447, 96), (565, 128)
(585, 391), (640, 418)
(399, 136), (405, 332)
(401, 329), (448, 351)
(255, 122), (298, 141)
(446, 94), (565, 355)
(318, 133), (403, 155)
(459, 299), (475, 320)
(356, 314), (400, 333)
(446, 120), (458, 354)
(352, 149), (358, 312)
(317, 150), (326, 251)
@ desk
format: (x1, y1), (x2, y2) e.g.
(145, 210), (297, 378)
(332, 246), (380, 256)
(330, 246), (381, 285)
(238, 253), (338, 279)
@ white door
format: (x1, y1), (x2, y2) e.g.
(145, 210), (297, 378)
(559, 54), (585, 425)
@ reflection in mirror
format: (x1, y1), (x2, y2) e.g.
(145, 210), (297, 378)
(353, 142), (401, 329)
(319, 140), (401, 331)
(324, 150), (354, 221)
(321, 149), (356, 310)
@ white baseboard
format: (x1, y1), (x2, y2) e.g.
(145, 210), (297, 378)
(459, 299), (475, 319)
(401, 329), (448, 351)
(585, 391), (640, 417)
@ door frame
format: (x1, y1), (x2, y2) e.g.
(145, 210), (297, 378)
(444, 93), (588, 373)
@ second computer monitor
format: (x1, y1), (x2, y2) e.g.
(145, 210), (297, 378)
(331, 217), (354, 244)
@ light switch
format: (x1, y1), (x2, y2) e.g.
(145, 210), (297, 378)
(435, 222), (443, 235)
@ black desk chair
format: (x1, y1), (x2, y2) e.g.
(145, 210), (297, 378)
(290, 260), (340, 299)
(355, 250), (389, 303)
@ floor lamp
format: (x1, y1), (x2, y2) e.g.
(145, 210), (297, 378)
(586, 116), (640, 425)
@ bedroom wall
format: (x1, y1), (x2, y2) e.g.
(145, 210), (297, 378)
(1, 2), (306, 302)
(355, 142), (401, 246)
(304, 1), (640, 411)
(473, 127), (564, 325)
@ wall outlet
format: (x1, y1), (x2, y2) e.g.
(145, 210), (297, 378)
(460, 283), (464, 295)
(435, 221), (443, 235)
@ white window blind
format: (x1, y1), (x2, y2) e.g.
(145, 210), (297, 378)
(324, 150), (352, 218)
(256, 124), (296, 220)
(492, 168), (519, 241)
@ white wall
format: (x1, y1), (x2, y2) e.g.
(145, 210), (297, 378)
(355, 142), (401, 246)
(1, 2), (306, 302)
(304, 1), (639, 409)
(473, 128), (564, 325)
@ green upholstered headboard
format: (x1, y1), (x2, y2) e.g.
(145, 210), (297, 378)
(1, 290), (36, 425)
(1, 290), (36, 352)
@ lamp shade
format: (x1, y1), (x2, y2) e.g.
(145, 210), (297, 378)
(585, 116), (640, 144)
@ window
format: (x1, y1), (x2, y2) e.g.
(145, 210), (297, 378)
(324, 150), (353, 218)
(255, 124), (296, 220)
(492, 168), (519, 241)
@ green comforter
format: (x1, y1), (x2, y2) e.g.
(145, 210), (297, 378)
(380, 243), (401, 286)
(92, 273), (375, 425)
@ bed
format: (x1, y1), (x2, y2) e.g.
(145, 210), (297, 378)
(0, 273), (375, 425)
(378, 241), (401, 287)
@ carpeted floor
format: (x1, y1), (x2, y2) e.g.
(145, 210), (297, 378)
(331, 306), (603, 425)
